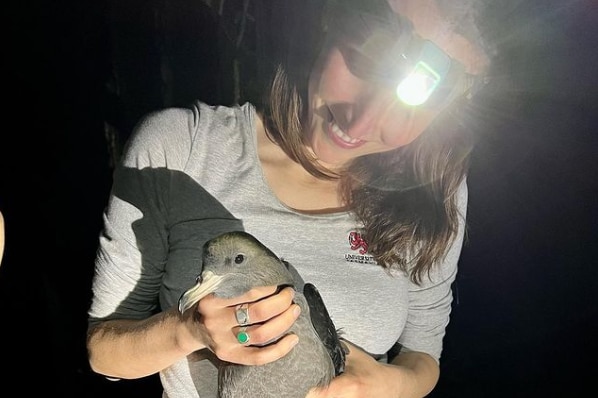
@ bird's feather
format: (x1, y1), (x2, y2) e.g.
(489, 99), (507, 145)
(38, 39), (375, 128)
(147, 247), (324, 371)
(303, 282), (347, 376)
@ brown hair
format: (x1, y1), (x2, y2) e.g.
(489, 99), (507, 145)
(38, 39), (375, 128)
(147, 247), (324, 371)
(259, 0), (489, 284)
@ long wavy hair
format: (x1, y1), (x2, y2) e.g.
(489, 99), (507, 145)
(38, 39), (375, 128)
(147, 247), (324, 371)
(257, 0), (491, 284)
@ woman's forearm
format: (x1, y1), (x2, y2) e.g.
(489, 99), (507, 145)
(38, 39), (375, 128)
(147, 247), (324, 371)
(390, 351), (440, 398)
(87, 307), (202, 379)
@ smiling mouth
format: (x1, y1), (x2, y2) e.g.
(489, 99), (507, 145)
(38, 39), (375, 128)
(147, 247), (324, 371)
(327, 107), (364, 148)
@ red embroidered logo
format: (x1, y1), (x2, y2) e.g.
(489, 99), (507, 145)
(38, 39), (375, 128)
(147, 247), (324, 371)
(349, 231), (368, 254)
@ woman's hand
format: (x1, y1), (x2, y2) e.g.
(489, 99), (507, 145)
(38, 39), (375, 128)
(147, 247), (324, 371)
(306, 341), (439, 398)
(181, 285), (301, 366)
(306, 341), (406, 398)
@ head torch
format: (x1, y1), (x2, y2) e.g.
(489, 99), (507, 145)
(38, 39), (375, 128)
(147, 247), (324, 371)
(325, 1), (482, 108)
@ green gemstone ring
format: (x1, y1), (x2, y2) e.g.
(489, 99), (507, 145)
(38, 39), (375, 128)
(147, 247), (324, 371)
(237, 328), (250, 345)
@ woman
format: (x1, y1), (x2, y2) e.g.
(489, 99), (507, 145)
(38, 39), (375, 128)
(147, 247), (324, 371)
(87, 0), (494, 397)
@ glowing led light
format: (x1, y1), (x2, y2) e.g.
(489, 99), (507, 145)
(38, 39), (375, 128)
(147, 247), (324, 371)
(395, 40), (452, 106)
(396, 61), (441, 106)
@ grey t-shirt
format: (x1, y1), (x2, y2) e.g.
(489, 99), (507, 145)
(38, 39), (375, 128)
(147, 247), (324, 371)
(88, 101), (466, 398)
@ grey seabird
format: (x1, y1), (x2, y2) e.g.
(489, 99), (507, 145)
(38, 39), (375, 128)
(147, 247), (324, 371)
(178, 230), (346, 398)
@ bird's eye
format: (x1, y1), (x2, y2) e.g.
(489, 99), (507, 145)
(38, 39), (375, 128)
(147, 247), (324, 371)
(234, 254), (245, 264)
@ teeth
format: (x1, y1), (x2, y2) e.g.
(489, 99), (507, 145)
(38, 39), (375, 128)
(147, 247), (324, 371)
(330, 121), (360, 144)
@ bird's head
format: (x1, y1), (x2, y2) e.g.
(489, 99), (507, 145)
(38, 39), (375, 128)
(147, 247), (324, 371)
(178, 231), (295, 313)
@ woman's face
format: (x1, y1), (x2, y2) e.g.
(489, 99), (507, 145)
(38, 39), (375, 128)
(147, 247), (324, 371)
(306, 4), (487, 168)
(307, 44), (436, 167)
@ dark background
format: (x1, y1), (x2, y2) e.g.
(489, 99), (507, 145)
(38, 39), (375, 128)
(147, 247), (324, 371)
(1, 0), (597, 397)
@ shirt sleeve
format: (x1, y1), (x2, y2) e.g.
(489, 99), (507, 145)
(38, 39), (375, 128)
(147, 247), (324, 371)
(87, 107), (194, 325)
(397, 179), (468, 363)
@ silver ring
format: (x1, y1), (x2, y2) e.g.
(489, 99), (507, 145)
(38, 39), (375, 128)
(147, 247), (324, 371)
(235, 303), (250, 326)
(237, 327), (250, 345)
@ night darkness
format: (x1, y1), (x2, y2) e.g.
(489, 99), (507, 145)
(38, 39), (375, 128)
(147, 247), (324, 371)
(1, 1), (597, 397)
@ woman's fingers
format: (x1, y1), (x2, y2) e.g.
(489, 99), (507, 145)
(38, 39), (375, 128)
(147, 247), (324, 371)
(232, 286), (296, 325)
(200, 286), (294, 317)
(195, 285), (300, 366)
(232, 301), (301, 345)
(219, 332), (300, 366)
(236, 285), (286, 304)
(243, 333), (300, 365)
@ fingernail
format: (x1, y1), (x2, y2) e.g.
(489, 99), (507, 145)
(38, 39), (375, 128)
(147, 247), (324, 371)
(290, 334), (299, 347)
(293, 305), (301, 317)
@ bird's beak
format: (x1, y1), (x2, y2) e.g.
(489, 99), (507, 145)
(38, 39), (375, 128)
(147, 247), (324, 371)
(178, 271), (229, 313)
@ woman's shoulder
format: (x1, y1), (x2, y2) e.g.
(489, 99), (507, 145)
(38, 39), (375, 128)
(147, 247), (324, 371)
(458, 177), (468, 207)
(122, 101), (256, 169)
(190, 101), (256, 138)
(133, 101), (254, 141)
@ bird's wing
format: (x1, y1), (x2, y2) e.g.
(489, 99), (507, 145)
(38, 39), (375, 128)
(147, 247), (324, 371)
(282, 259), (305, 292)
(303, 282), (347, 376)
